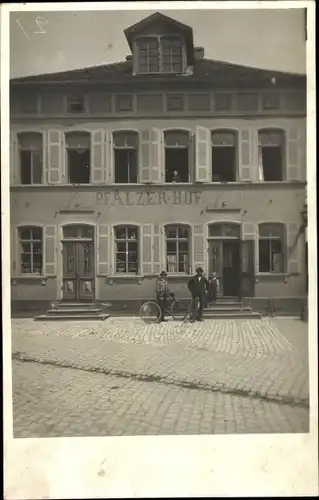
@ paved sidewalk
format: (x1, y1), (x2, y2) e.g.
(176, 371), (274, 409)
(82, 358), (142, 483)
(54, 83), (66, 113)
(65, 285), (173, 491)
(11, 317), (309, 437)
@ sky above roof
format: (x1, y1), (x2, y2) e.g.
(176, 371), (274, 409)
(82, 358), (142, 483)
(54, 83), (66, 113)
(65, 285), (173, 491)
(10, 8), (306, 79)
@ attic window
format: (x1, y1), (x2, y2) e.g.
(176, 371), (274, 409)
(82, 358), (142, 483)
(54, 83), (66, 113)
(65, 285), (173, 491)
(135, 36), (184, 74)
(67, 95), (85, 114)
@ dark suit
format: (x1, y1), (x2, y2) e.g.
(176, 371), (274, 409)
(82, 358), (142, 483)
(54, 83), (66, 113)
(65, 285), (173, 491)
(188, 275), (209, 320)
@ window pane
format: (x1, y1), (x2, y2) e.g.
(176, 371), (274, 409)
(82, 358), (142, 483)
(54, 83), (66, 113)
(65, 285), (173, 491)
(21, 254), (32, 273)
(259, 239), (271, 272)
(18, 132), (42, 150)
(166, 227), (177, 239)
(65, 132), (90, 149)
(67, 96), (85, 113)
(33, 253), (42, 273)
(115, 227), (127, 239)
(179, 241), (189, 253)
(259, 130), (283, 146)
(113, 132), (137, 148)
(211, 131), (236, 147)
(167, 241), (177, 253)
(19, 228), (32, 240)
(259, 224), (284, 238)
(127, 228), (137, 240)
(32, 152), (43, 184)
(116, 242), (126, 252)
(33, 242), (42, 254)
(21, 243), (31, 253)
(178, 227), (189, 239)
(20, 151), (32, 184)
(164, 131), (189, 147)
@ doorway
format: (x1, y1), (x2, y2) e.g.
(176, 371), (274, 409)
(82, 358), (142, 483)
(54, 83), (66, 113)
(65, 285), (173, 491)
(62, 225), (95, 301)
(209, 240), (240, 297)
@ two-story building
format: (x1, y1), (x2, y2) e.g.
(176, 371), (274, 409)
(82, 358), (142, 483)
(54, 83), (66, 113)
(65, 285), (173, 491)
(10, 12), (307, 314)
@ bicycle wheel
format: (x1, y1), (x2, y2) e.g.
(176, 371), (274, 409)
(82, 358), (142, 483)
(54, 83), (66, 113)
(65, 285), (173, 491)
(140, 301), (161, 323)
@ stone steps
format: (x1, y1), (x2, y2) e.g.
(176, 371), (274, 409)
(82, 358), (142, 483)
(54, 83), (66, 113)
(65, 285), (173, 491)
(35, 314), (110, 321)
(34, 301), (110, 321)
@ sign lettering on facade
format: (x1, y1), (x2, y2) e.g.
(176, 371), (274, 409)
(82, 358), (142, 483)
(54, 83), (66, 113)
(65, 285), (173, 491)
(96, 191), (202, 206)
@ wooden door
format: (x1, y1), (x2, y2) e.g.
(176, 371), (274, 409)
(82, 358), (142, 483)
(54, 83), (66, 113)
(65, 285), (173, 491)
(77, 241), (95, 300)
(209, 241), (223, 294)
(62, 241), (95, 300)
(240, 240), (255, 297)
(62, 241), (78, 300)
(223, 241), (240, 297)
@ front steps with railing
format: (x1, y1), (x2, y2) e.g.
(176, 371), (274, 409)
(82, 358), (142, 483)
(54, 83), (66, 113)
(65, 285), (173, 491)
(34, 301), (110, 321)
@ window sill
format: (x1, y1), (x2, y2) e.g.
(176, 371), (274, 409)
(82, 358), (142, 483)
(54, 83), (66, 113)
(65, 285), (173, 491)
(11, 275), (51, 285)
(255, 273), (289, 283)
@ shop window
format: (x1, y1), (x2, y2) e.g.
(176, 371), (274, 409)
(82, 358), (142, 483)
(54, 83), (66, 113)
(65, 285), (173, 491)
(211, 130), (237, 182)
(259, 223), (285, 273)
(113, 131), (138, 183)
(115, 226), (139, 274)
(65, 131), (91, 184)
(164, 130), (189, 182)
(18, 226), (43, 275)
(165, 225), (190, 273)
(135, 36), (183, 74)
(18, 132), (43, 184)
(258, 130), (285, 181)
(67, 95), (85, 114)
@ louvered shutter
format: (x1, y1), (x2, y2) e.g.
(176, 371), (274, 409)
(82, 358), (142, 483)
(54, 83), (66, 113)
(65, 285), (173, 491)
(44, 225), (57, 276)
(47, 130), (62, 184)
(10, 132), (18, 185)
(286, 128), (299, 181)
(195, 126), (210, 183)
(97, 225), (110, 275)
(140, 130), (152, 183)
(91, 130), (104, 183)
(287, 222), (300, 274)
(239, 129), (252, 181)
(150, 129), (163, 183)
(142, 224), (152, 275)
(153, 224), (161, 275)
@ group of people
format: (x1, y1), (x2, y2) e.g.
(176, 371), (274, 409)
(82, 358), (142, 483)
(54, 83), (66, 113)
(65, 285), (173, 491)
(156, 267), (220, 323)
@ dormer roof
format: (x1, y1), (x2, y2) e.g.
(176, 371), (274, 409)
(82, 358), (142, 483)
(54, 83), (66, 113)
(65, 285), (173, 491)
(124, 12), (194, 65)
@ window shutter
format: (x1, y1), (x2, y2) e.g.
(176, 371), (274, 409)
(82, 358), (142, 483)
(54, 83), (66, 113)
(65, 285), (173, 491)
(287, 222), (300, 274)
(47, 130), (62, 184)
(193, 224), (204, 273)
(243, 222), (257, 275)
(97, 225), (110, 276)
(44, 225), (57, 276)
(10, 132), (18, 185)
(286, 128), (299, 181)
(142, 224), (152, 275)
(150, 128), (163, 183)
(195, 126), (210, 183)
(140, 130), (152, 183)
(105, 131), (112, 183)
(91, 130), (104, 183)
(239, 129), (252, 181)
(153, 224), (161, 275)
(256, 224), (260, 274)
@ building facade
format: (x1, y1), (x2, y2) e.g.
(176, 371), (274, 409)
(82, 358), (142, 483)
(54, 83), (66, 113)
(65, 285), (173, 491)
(10, 13), (307, 313)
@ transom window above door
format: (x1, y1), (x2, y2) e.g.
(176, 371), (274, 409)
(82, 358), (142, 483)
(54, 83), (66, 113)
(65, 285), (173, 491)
(18, 132), (43, 185)
(63, 225), (94, 239)
(65, 131), (91, 184)
(113, 131), (138, 183)
(135, 36), (184, 74)
(211, 130), (238, 182)
(209, 223), (241, 239)
(164, 130), (190, 183)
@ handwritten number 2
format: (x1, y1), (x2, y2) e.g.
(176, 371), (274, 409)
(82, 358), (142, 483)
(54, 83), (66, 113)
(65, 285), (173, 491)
(34, 17), (48, 34)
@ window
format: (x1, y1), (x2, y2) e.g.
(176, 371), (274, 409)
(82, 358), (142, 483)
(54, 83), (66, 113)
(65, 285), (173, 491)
(259, 223), (285, 273)
(20, 94), (37, 113)
(18, 132), (43, 184)
(211, 130), (237, 182)
(165, 225), (190, 273)
(18, 227), (43, 275)
(136, 36), (183, 74)
(67, 95), (85, 114)
(115, 226), (139, 274)
(116, 95), (133, 112)
(65, 131), (91, 184)
(262, 93), (280, 110)
(215, 93), (232, 111)
(113, 131), (138, 183)
(167, 95), (184, 111)
(136, 38), (159, 73)
(162, 37), (183, 73)
(209, 223), (240, 238)
(258, 130), (285, 181)
(164, 130), (189, 182)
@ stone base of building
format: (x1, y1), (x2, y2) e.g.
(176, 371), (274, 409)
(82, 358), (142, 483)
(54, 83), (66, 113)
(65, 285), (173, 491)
(11, 297), (306, 318)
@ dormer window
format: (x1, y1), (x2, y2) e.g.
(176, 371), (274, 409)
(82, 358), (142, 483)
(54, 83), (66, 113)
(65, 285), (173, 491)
(135, 36), (184, 74)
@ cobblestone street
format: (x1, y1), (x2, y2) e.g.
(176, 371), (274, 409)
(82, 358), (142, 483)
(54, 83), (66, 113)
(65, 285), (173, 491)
(11, 317), (309, 437)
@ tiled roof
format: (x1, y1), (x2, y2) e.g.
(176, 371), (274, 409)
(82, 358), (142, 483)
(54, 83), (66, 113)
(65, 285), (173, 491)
(10, 58), (306, 88)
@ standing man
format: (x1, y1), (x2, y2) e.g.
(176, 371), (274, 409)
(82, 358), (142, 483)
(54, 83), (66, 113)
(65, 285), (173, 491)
(156, 270), (174, 322)
(188, 267), (209, 322)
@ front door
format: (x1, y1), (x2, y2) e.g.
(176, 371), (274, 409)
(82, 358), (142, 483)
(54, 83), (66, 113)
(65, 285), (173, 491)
(222, 241), (240, 297)
(62, 240), (95, 301)
(240, 240), (255, 297)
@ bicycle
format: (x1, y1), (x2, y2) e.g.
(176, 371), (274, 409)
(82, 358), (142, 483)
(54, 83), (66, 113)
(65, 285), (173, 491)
(140, 296), (200, 323)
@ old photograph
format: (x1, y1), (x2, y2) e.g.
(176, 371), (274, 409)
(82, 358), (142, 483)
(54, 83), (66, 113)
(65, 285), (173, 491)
(8, 5), (310, 442)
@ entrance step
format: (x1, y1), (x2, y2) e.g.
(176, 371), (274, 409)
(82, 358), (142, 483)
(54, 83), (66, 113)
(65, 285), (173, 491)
(46, 308), (103, 315)
(35, 313), (110, 321)
(57, 302), (96, 308)
(204, 306), (252, 313)
(203, 311), (261, 319)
